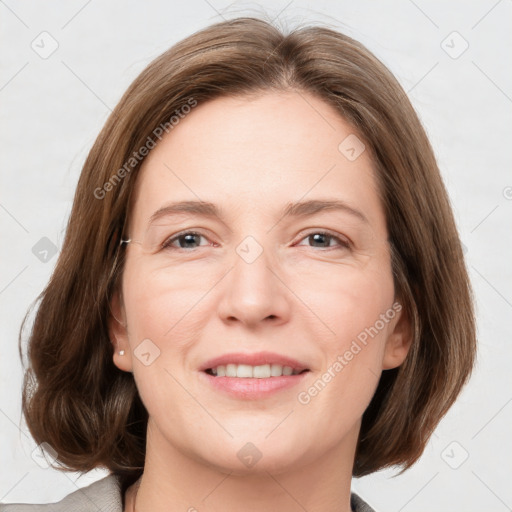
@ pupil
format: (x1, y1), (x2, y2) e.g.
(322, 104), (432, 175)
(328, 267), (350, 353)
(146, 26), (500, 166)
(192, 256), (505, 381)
(181, 234), (198, 248)
(310, 233), (329, 247)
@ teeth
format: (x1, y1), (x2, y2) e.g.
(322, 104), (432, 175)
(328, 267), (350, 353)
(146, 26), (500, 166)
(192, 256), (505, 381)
(254, 364), (271, 378)
(234, 364), (252, 378)
(210, 364), (301, 378)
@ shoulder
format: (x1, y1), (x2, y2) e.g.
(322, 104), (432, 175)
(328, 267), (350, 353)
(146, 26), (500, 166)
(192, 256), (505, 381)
(0, 474), (122, 512)
(351, 492), (377, 512)
(0, 476), (372, 512)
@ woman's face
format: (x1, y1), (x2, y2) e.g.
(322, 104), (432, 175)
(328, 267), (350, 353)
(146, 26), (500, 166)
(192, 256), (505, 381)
(111, 91), (411, 474)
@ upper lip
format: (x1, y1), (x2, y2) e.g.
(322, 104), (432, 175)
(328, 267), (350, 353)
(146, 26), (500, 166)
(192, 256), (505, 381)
(199, 351), (309, 372)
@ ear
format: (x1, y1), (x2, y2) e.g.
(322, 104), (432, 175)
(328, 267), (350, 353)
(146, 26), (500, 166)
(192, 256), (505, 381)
(108, 289), (133, 372)
(382, 302), (413, 370)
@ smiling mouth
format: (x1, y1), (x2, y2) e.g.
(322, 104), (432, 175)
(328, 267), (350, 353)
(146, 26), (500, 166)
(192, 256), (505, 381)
(204, 364), (310, 378)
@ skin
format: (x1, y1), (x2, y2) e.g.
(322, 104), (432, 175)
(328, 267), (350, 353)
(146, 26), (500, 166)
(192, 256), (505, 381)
(109, 90), (412, 512)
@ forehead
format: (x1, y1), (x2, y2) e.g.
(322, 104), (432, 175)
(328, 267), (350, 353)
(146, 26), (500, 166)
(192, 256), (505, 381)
(129, 91), (385, 234)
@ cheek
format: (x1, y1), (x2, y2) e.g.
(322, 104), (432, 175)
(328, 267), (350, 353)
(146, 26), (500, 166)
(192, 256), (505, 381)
(122, 258), (211, 340)
(293, 262), (395, 408)
(295, 260), (395, 347)
(120, 264), (206, 414)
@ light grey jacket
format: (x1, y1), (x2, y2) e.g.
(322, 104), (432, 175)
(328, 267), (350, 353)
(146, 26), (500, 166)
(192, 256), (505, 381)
(0, 474), (376, 511)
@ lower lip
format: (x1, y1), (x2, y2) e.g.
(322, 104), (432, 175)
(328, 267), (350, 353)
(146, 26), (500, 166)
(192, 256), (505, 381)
(199, 371), (309, 400)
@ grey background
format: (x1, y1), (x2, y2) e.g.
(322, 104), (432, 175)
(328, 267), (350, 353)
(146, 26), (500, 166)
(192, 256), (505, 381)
(1, 1), (511, 511)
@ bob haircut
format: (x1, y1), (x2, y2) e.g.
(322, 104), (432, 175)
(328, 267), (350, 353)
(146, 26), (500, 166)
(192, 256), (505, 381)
(20, 17), (476, 491)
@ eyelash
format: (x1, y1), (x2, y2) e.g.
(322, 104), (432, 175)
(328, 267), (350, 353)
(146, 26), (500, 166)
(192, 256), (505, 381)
(161, 230), (351, 251)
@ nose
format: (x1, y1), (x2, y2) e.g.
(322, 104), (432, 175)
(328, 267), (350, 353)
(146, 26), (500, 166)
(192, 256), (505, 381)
(217, 247), (291, 328)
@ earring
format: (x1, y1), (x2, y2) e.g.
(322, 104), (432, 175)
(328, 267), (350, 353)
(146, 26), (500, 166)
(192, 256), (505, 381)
(119, 350), (125, 356)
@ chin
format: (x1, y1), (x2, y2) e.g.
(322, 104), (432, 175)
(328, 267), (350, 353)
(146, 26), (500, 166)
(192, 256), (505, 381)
(197, 434), (315, 476)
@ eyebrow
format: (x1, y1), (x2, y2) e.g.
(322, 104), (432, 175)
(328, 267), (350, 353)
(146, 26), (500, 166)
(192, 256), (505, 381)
(147, 198), (369, 227)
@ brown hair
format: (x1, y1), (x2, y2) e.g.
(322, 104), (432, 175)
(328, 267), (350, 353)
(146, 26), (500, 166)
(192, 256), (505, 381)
(19, 17), (476, 490)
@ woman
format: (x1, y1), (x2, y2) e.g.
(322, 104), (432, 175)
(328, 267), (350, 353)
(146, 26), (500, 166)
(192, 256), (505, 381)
(2, 17), (476, 512)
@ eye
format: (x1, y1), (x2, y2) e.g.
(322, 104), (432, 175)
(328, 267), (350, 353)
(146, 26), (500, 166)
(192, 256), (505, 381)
(296, 231), (351, 250)
(162, 231), (213, 250)
(159, 230), (350, 252)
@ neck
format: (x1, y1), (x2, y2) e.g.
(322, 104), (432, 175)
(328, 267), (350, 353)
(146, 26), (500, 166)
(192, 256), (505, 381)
(128, 419), (358, 512)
